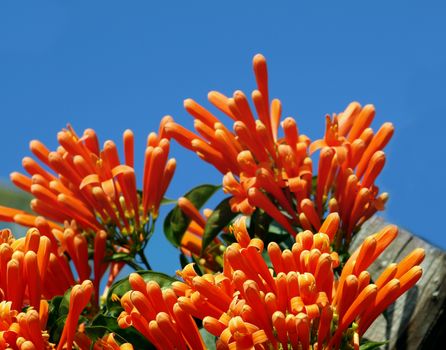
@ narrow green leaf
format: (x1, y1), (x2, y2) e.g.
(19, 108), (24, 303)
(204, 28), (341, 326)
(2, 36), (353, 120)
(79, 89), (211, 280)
(360, 340), (388, 350)
(179, 252), (191, 269)
(249, 208), (272, 241)
(220, 233), (236, 245)
(201, 197), (237, 253)
(105, 270), (177, 317)
(160, 197), (177, 205)
(106, 252), (133, 262)
(163, 184), (220, 247)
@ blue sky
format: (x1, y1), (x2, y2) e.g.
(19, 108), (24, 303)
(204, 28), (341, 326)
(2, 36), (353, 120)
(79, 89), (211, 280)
(1, 1), (445, 274)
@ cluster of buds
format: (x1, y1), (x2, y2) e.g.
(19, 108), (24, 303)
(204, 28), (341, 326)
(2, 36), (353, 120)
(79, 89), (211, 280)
(0, 223), (132, 347)
(177, 197), (225, 272)
(1, 125), (176, 266)
(0, 299), (53, 349)
(0, 219), (120, 307)
(117, 217), (424, 349)
(0, 54), (425, 349)
(0, 227), (82, 310)
(0, 275), (130, 350)
(0, 226), (132, 349)
(164, 54), (392, 249)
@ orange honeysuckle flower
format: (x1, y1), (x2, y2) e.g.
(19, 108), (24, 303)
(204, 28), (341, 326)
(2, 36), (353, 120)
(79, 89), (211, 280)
(57, 280), (93, 350)
(178, 197), (224, 272)
(93, 333), (134, 350)
(164, 54), (392, 244)
(0, 227), (73, 311)
(0, 300), (54, 349)
(0, 224), (117, 310)
(118, 217), (423, 349)
(118, 274), (206, 350)
(1, 125), (176, 263)
(0, 278), (128, 350)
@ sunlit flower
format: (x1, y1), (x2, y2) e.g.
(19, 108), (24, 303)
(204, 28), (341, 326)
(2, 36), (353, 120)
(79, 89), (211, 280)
(178, 197), (224, 272)
(93, 333), (133, 350)
(164, 54), (393, 246)
(0, 300), (54, 349)
(0, 225), (113, 310)
(117, 274), (206, 350)
(1, 269), (131, 350)
(118, 217), (423, 349)
(0, 125), (176, 268)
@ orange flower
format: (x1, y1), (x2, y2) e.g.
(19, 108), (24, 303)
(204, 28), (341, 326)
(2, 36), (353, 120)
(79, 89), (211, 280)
(0, 224), (117, 311)
(119, 217), (423, 349)
(1, 125), (176, 269)
(164, 54), (392, 245)
(178, 197), (224, 272)
(310, 111), (394, 243)
(117, 274), (206, 350)
(93, 334), (134, 350)
(0, 300), (54, 349)
(0, 227), (73, 310)
(1, 267), (130, 350)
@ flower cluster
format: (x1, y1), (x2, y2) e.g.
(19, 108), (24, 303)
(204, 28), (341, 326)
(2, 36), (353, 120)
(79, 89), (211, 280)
(119, 218), (423, 349)
(178, 197), (224, 272)
(0, 227), (133, 349)
(0, 54), (425, 349)
(1, 126), (175, 268)
(165, 55), (392, 248)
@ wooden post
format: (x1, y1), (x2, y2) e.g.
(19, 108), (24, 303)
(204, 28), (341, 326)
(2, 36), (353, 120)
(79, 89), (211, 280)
(352, 216), (446, 349)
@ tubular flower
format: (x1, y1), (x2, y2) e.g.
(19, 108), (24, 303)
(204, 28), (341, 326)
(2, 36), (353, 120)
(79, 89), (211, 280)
(0, 223), (116, 308)
(0, 300), (54, 350)
(0, 280), (131, 350)
(310, 109), (393, 244)
(92, 334), (134, 350)
(164, 54), (392, 245)
(0, 227), (74, 310)
(178, 197), (224, 272)
(117, 273), (206, 350)
(119, 217), (423, 349)
(0, 125), (176, 264)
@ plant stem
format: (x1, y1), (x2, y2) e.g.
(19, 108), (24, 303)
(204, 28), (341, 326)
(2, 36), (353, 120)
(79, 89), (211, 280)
(127, 259), (144, 271)
(138, 250), (152, 270)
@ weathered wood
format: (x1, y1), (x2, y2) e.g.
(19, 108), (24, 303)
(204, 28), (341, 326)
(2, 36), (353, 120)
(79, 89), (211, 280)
(352, 216), (446, 349)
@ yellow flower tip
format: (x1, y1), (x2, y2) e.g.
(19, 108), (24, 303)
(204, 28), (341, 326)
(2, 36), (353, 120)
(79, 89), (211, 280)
(183, 98), (195, 109)
(111, 293), (121, 303)
(230, 217), (251, 248)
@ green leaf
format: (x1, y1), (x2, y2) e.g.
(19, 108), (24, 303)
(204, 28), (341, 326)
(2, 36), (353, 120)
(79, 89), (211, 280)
(105, 270), (177, 317)
(266, 220), (294, 246)
(248, 208), (272, 241)
(85, 314), (155, 349)
(46, 296), (63, 342)
(160, 197), (177, 205)
(220, 233), (236, 245)
(107, 252), (133, 262)
(179, 252), (191, 269)
(200, 328), (217, 350)
(163, 184), (220, 247)
(360, 340), (388, 350)
(201, 197), (237, 253)
(46, 288), (73, 343)
(58, 286), (73, 316)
